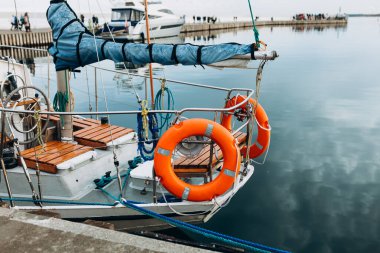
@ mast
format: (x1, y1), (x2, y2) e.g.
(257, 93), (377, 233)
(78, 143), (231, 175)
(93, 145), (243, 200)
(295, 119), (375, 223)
(144, 0), (155, 109)
(54, 1), (73, 141)
(56, 70), (73, 141)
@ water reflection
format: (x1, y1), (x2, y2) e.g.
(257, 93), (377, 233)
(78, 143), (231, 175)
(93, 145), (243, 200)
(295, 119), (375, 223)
(181, 27), (251, 44)
(113, 62), (164, 94)
(292, 23), (347, 33)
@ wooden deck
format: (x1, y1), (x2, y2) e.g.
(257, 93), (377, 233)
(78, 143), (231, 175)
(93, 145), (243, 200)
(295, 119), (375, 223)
(41, 114), (101, 131)
(20, 141), (93, 174)
(41, 113), (134, 148)
(18, 115), (134, 173)
(173, 132), (247, 178)
(73, 124), (134, 149)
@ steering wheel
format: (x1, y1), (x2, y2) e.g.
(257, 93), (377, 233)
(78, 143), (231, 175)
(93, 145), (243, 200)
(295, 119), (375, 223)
(0, 73), (26, 103)
(2, 86), (51, 145)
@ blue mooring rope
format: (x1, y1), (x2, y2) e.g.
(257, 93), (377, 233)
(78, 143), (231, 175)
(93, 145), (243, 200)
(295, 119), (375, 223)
(137, 112), (159, 161)
(119, 199), (290, 253)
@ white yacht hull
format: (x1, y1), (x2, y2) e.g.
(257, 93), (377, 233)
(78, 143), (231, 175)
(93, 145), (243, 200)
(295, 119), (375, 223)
(103, 21), (184, 41)
(11, 163), (254, 231)
(132, 20), (185, 39)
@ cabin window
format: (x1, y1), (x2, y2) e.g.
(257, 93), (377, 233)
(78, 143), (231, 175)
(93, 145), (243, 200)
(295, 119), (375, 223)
(111, 9), (131, 21)
(111, 9), (143, 22)
(131, 10), (143, 22)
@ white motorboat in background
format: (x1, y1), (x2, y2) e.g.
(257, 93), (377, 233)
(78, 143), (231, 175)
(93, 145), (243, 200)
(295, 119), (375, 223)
(102, 0), (185, 41)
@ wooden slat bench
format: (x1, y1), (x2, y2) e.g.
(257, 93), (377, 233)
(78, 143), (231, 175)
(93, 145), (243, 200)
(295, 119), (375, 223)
(73, 124), (134, 149)
(173, 132), (247, 179)
(20, 141), (94, 174)
(40, 114), (101, 131)
(40, 113), (134, 149)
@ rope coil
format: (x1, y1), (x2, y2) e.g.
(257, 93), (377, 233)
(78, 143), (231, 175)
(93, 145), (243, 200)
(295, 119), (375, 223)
(33, 110), (45, 150)
(154, 79), (175, 134)
(137, 102), (159, 161)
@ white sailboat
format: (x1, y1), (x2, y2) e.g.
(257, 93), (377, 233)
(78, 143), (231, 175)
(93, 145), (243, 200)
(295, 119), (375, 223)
(0, 0), (278, 244)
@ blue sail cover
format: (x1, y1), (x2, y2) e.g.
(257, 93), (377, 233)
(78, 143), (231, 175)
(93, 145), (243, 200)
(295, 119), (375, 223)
(47, 1), (255, 71)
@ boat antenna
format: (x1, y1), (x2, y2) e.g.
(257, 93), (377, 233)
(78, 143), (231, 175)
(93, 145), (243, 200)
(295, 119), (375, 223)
(144, 0), (155, 109)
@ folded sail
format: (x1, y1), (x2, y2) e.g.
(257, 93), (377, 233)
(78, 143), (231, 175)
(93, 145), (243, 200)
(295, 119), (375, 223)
(47, 1), (256, 71)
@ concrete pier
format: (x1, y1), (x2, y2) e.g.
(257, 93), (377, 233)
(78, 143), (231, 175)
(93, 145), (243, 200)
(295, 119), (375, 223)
(0, 207), (211, 253)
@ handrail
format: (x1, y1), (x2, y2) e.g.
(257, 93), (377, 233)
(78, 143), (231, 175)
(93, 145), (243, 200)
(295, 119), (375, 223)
(90, 65), (232, 92)
(0, 88), (253, 118)
(0, 45), (48, 53)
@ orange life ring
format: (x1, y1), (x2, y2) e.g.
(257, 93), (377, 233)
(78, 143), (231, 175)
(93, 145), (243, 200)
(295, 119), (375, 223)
(221, 95), (271, 159)
(154, 118), (241, 202)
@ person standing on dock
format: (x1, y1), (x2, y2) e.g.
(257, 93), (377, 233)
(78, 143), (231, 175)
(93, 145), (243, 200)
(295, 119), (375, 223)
(24, 13), (31, 32)
(80, 14), (85, 23)
(19, 15), (24, 30)
(10, 15), (18, 30)
(92, 15), (99, 26)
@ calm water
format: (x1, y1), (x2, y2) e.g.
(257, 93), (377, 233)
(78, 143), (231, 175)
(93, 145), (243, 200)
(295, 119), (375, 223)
(28, 18), (380, 252)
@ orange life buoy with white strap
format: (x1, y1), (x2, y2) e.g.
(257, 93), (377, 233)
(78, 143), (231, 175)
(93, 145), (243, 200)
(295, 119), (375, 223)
(221, 95), (271, 159)
(154, 118), (241, 202)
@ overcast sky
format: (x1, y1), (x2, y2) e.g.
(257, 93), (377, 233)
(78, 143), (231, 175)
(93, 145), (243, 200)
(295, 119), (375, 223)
(2, 0), (380, 17)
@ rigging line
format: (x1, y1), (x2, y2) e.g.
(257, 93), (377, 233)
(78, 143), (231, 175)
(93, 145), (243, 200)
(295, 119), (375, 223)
(84, 67), (93, 113)
(88, 0), (122, 197)
(69, 85), (139, 109)
(11, 0), (28, 98)
(158, 183), (216, 217)
(33, 145), (43, 204)
(94, 0), (141, 102)
(247, 60), (268, 165)
(143, 0), (156, 109)
(251, 137), (270, 165)
(87, 0), (117, 153)
(247, 0), (260, 46)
